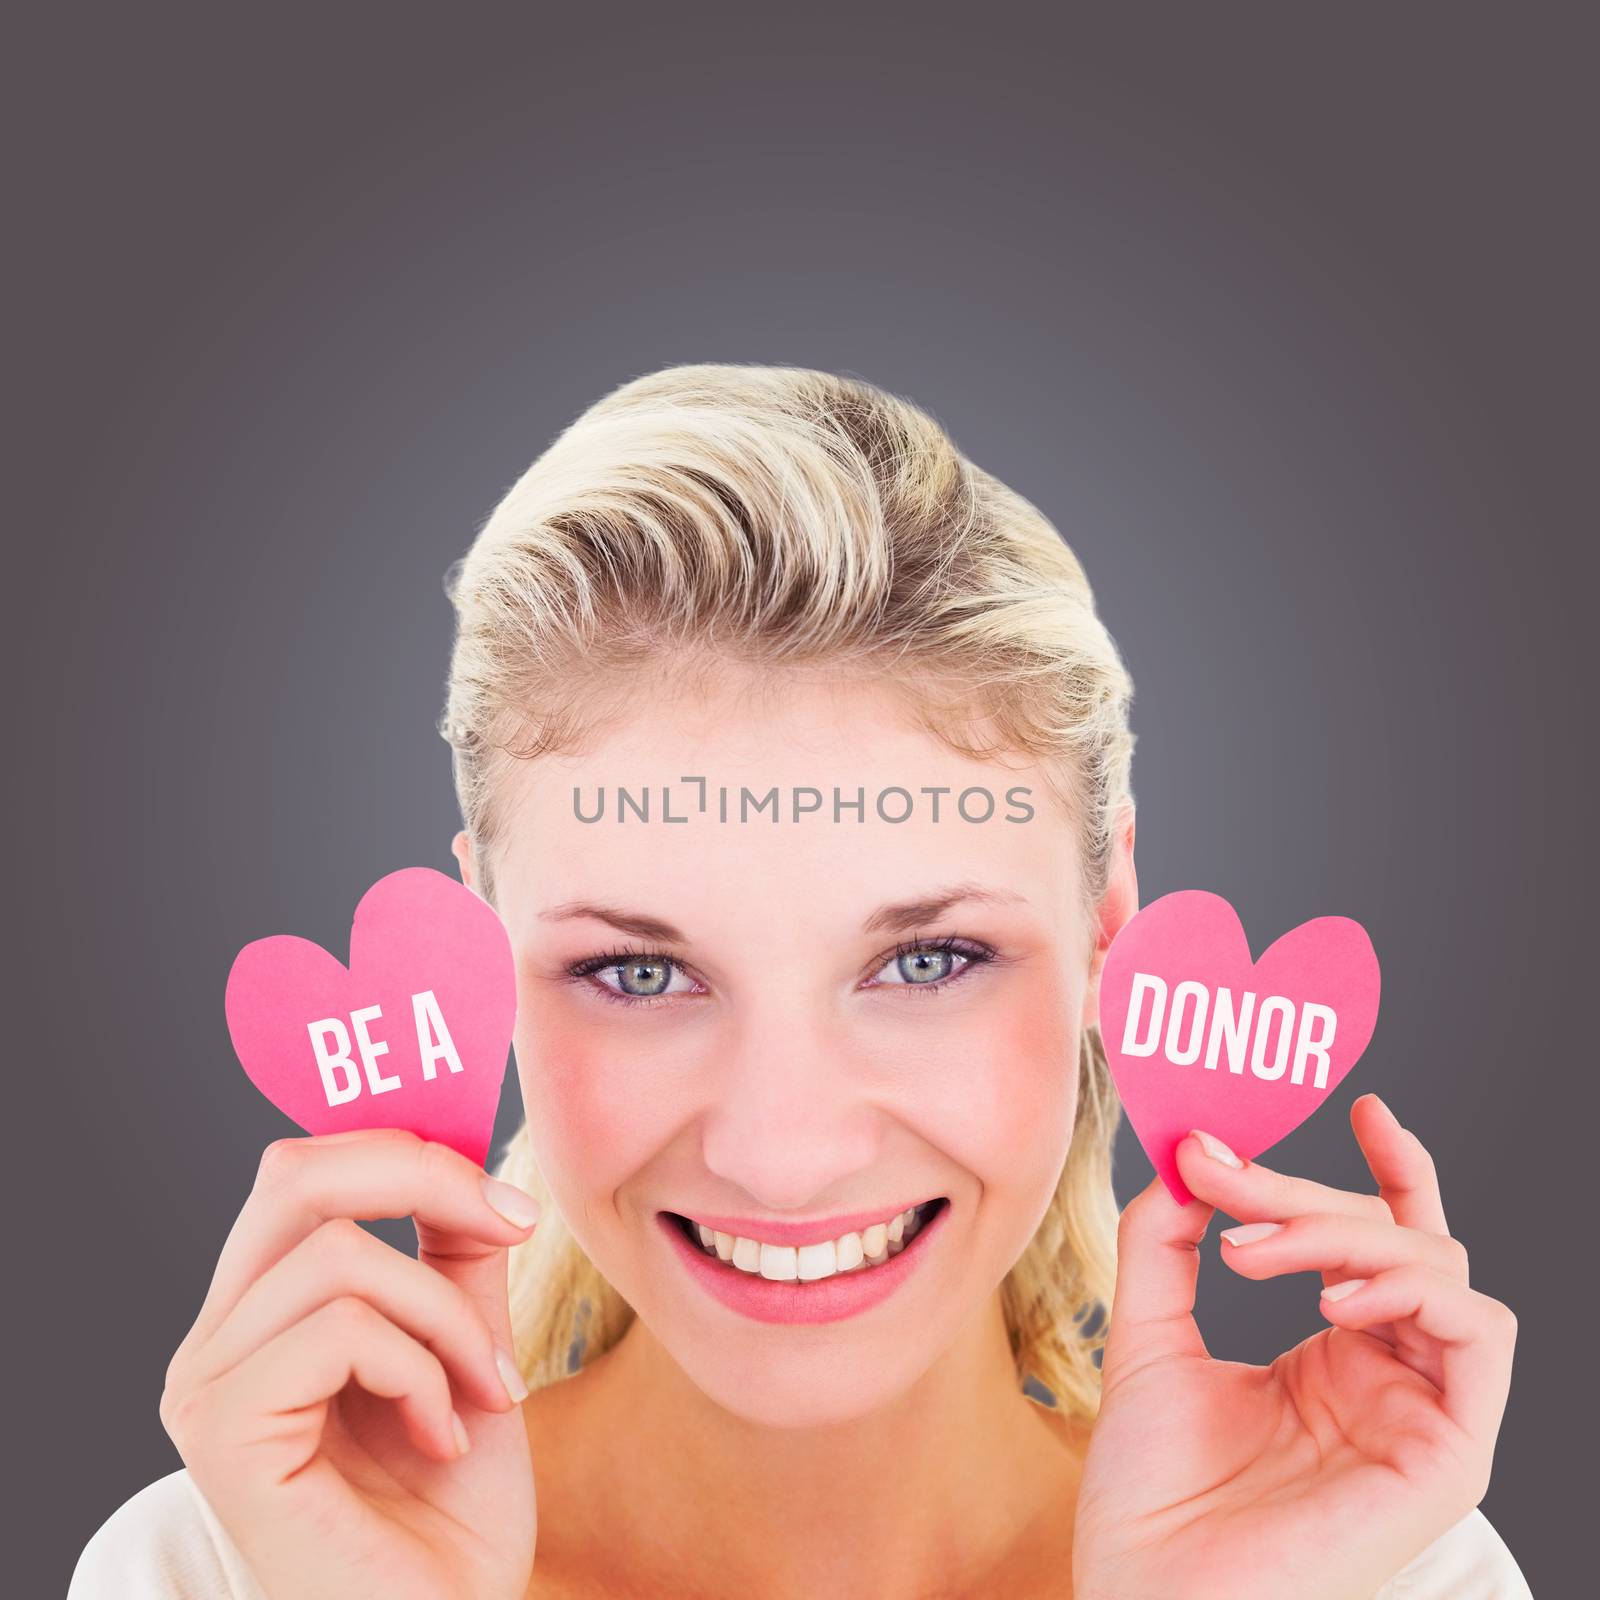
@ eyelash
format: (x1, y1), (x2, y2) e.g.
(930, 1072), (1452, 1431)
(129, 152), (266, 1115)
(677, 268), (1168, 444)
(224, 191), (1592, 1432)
(565, 934), (998, 1009)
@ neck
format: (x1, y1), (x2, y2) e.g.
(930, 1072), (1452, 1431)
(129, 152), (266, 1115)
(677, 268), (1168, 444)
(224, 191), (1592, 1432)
(541, 1291), (1082, 1600)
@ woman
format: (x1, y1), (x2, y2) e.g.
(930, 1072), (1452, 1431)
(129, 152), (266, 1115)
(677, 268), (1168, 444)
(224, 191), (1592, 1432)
(72, 364), (1531, 1597)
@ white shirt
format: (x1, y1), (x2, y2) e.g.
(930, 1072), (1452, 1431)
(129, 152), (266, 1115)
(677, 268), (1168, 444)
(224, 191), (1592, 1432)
(70, 1466), (1535, 1598)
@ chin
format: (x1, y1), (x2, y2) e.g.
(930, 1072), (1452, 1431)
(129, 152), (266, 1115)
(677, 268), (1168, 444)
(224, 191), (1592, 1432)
(663, 1326), (944, 1430)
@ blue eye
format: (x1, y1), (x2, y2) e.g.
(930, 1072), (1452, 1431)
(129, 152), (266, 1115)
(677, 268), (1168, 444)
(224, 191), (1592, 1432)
(568, 947), (701, 1005)
(607, 957), (674, 997)
(868, 936), (994, 994)
(891, 948), (955, 983)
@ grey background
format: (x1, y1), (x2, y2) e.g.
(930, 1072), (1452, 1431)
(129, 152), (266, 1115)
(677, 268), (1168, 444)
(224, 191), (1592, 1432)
(12, 3), (1593, 1592)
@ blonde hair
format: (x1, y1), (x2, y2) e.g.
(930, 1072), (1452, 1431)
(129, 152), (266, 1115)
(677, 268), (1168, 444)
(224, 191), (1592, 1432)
(440, 363), (1135, 1421)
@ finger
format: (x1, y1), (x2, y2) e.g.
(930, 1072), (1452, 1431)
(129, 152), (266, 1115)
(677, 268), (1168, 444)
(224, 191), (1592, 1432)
(176, 1296), (466, 1474)
(1102, 1174), (1214, 1383)
(291, 1127), (421, 1147)
(1220, 1211), (1470, 1286)
(191, 1133), (540, 1346)
(187, 1217), (522, 1413)
(415, 1199), (529, 1356)
(1177, 1130), (1394, 1226)
(1317, 1266), (1517, 1442)
(1351, 1094), (1451, 1238)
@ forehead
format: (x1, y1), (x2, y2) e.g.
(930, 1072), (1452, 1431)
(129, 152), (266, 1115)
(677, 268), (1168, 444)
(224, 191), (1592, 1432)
(490, 671), (1084, 942)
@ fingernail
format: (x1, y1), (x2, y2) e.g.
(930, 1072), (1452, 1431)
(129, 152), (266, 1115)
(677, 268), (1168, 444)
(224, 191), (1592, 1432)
(496, 1345), (530, 1403)
(482, 1176), (541, 1228)
(1321, 1277), (1368, 1302)
(451, 1410), (471, 1455)
(1220, 1221), (1282, 1247)
(1189, 1129), (1243, 1168)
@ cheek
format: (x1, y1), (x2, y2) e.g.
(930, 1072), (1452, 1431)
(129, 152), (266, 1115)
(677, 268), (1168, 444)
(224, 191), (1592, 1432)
(911, 995), (1080, 1196)
(512, 1003), (674, 1206)
(944, 1000), (1082, 1272)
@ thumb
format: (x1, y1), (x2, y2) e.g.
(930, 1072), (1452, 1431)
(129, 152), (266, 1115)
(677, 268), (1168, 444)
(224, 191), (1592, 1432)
(414, 1172), (537, 1354)
(1101, 1172), (1214, 1384)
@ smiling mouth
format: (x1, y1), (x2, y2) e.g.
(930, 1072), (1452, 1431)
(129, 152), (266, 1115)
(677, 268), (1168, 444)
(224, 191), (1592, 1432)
(664, 1198), (949, 1284)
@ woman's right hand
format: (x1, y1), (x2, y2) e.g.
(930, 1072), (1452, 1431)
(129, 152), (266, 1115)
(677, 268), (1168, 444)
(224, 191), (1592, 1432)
(160, 1127), (540, 1600)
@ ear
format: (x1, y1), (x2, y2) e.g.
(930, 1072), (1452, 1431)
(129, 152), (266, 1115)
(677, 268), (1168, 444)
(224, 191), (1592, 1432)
(451, 829), (479, 893)
(1081, 801), (1138, 1033)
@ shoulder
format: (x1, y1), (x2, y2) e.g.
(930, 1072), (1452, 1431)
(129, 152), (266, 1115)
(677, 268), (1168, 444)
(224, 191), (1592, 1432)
(68, 1467), (268, 1600)
(1376, 1507), (1533, 1599)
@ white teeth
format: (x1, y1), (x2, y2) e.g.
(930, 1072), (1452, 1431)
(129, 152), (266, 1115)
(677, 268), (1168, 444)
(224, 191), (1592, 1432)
(684, 1202), (937, 1282)
(759, 1243), (798, 1281)
(796, 1240), (837, 1280)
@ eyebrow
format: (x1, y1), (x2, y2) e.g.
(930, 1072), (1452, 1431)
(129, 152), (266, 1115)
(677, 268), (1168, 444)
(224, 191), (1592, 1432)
(861, 881), (1027, 936)
(538, 900), (689, 943)
(537, 881), (1026, 944)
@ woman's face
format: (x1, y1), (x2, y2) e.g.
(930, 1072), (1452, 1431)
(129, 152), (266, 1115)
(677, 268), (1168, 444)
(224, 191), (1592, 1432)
(461, 669), (1127, 1428)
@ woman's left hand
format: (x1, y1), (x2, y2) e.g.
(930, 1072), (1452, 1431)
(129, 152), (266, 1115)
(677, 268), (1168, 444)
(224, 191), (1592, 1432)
(1072, 1093), (1518, 1600)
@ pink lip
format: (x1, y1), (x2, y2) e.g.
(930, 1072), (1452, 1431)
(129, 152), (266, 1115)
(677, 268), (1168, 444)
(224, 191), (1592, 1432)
(657, 1201), (950, 1325)
(673, 1202), (940, 1248)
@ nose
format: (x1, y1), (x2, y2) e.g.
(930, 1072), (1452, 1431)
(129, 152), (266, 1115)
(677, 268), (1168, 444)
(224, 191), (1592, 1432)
(698, 1012), (885, 1212)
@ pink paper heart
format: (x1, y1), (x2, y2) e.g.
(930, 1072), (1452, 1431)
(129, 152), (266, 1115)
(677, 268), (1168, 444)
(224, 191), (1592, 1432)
(1099, 890), (1381, 1205)
(225, 867), (517, 1168)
